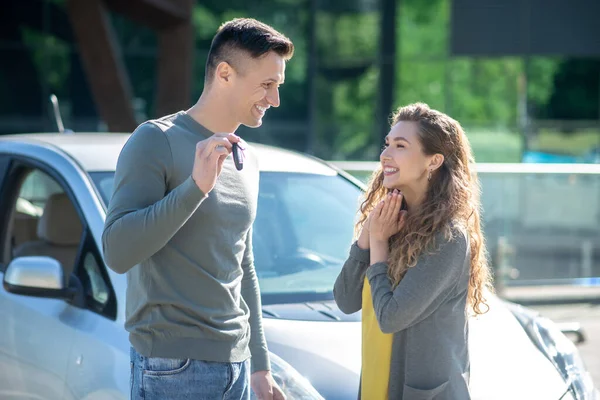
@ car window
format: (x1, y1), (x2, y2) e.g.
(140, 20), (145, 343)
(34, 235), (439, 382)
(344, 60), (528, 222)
(84, 252), (109, 303)
(252, 172), (361, 303)
(90, 172), (114, 206)
(9, 169), (80, 269)
(18, 169), (63, 211)
(276, 174), (359, 260)
(6, 166), (115, 317)
(76, 249), (112, 315)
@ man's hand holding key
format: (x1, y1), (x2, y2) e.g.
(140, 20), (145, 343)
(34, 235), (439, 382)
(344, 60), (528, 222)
(192, 133), (240, 194)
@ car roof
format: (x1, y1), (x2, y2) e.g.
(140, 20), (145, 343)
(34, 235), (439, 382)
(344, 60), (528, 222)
(0, 133), (337, 175)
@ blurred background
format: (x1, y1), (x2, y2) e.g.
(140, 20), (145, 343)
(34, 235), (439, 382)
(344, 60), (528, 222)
(2, 0), (599, 162)
(1, 0), (600, 387)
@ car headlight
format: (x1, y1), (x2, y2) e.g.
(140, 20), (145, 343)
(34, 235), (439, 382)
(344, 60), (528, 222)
(507, 302), (597, 400)
(252, 352), (325, 400)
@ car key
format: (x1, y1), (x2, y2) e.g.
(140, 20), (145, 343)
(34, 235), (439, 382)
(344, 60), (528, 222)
(232, 142), (243, 171)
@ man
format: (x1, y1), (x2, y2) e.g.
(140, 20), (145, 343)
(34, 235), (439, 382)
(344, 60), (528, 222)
(102, 18), (294, 400)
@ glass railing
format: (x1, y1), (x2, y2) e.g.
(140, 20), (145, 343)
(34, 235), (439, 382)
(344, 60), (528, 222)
(331, 161), (600, 303)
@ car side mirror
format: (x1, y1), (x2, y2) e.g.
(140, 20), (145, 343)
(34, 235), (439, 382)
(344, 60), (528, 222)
(556, 322), (586, 345)
(3, 256), (85, 308)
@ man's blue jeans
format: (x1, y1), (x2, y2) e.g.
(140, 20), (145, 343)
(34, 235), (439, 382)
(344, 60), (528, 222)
(130, 347), (250, 400)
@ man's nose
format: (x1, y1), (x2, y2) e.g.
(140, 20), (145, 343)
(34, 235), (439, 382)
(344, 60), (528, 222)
(267, 87), (280, 108)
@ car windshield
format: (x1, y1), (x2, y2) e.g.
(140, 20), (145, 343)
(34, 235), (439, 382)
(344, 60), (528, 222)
(90, 171), (363, 304)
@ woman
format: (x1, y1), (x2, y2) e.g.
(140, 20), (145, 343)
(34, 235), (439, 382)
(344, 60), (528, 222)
(334, 102), (493, 400)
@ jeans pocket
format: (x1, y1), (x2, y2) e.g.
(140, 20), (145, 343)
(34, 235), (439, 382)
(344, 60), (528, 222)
(143, 357), (191, 376)
(402, 381), (449, 400)
(142, 358), (198, 400)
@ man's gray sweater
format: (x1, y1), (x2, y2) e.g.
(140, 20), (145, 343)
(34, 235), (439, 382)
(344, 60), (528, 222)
(102, 111), (269, 373)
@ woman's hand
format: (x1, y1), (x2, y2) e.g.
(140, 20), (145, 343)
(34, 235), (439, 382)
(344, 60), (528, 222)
(369, 190), (407, 265)
(369, 190), (407, 243)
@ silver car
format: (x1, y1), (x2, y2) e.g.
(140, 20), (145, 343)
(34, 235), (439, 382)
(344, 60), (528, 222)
(0, 133), (597, 400)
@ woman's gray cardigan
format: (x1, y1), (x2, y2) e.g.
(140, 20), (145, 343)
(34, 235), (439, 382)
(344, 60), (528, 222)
(333, 228), (472, 400)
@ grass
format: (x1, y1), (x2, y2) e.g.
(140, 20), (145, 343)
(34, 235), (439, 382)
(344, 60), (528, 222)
(465, 129), (522, 163)
(532, 129), (600, 156)
(464, 128), (600, 163)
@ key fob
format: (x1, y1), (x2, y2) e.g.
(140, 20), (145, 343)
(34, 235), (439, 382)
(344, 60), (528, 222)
(232, 142), (243, 171)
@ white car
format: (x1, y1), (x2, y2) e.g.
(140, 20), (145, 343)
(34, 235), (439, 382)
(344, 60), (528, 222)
(0, 133), (597, 400)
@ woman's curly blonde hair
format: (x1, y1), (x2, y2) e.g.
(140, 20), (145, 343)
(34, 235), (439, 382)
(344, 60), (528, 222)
(357, 103), (493, 314)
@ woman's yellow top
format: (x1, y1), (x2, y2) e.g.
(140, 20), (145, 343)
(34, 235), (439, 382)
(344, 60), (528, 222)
(361, 276), (393, 399)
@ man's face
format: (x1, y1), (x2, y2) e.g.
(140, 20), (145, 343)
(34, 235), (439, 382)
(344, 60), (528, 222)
(230, 51), (286, 128)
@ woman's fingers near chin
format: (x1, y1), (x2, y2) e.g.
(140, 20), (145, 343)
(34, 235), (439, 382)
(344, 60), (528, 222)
(394, 192), (401, 211)
(399, 210), (407, 222)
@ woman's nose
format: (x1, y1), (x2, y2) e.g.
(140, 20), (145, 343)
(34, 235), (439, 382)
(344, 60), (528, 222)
(380, 148), (390, 161)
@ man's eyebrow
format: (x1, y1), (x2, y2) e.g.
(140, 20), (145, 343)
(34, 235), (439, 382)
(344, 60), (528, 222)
(265, 78), (284, 84)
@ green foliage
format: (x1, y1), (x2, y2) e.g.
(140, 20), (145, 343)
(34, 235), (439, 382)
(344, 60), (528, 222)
(11, 0), (593, 162)
(527, 57), (562, 108)
(20, 27), (71, 96)
(542, 59), (600, 120)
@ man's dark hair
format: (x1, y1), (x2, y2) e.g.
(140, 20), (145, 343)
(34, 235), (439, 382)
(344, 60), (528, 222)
(205, 18), (294, 84)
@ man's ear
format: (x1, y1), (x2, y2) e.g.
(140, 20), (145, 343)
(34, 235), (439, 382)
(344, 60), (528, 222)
(215, 61), (233, 85)
(429, 153), (444, 171)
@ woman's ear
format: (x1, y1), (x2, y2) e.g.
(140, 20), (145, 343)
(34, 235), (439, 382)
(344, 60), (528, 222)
(429, 153), (444, 171)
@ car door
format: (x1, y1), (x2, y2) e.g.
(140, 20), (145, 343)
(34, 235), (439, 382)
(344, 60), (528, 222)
(61, 232), (129, 399)
(0, 159), (84, 399)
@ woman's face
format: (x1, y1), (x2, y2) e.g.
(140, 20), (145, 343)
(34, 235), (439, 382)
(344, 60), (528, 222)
(380, 121), (433, 191)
